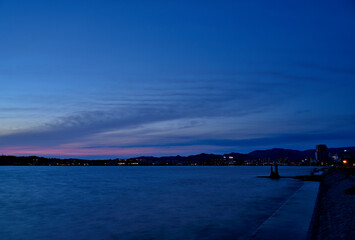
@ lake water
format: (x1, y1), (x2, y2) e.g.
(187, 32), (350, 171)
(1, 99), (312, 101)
(0, 166), (315, 240)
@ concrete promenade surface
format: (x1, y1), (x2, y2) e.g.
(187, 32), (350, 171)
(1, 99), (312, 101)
(308, 169), (355, 240)
(251, 181), (320, 240)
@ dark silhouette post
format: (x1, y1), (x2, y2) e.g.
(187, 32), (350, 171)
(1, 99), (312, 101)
(270, 162), (280, 179)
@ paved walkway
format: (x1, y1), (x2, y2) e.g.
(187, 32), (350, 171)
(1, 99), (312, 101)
(308, 169), (355, 240)
(251, 181), (320, 240)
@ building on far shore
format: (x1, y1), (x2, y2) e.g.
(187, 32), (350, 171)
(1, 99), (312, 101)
(315, 144), (329, 165)
(341, 150), (355, 167)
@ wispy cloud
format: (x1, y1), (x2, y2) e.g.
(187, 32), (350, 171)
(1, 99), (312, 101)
(1, 64), (354, 156)
(298, 62), (355, 76)
(0, 77), (287, 148)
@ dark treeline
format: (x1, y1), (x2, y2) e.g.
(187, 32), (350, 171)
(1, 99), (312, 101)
(1, 147), (354, 166)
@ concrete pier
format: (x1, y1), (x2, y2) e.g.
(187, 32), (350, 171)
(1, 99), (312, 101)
(251, 181), (320, 240)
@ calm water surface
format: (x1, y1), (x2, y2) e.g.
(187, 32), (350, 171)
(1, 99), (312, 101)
(0, 166), (315, 240)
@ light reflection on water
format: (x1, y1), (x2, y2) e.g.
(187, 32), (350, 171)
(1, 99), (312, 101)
(0, 166), (314, 240)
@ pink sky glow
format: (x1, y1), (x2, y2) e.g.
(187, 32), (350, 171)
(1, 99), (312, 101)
(0, 145), (229, 158)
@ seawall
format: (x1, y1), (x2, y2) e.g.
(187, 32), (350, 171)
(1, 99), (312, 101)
(251, 181), (320, 240)
(307, 169), (355, 240)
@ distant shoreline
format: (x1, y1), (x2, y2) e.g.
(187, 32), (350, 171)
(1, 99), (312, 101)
(1, 146), (354, 166)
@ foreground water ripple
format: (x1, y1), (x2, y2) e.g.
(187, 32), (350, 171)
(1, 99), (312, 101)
(0, 166), (314, 240)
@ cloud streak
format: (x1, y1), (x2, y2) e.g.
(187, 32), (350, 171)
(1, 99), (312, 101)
(1, 64), (354, 158)
(0, 77), (289, 148)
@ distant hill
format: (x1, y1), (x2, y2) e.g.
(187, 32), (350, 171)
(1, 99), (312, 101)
(248, 148), (310, 162)
(246, 147), (355, 162)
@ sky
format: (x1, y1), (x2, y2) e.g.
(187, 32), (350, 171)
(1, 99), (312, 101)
(0, 0), (354, 158)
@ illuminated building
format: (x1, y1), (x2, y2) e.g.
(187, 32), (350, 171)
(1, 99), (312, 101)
(341, 150), (355, 167)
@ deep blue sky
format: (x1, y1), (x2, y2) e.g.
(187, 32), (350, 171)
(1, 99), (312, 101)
(1, 0), (354, 158)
